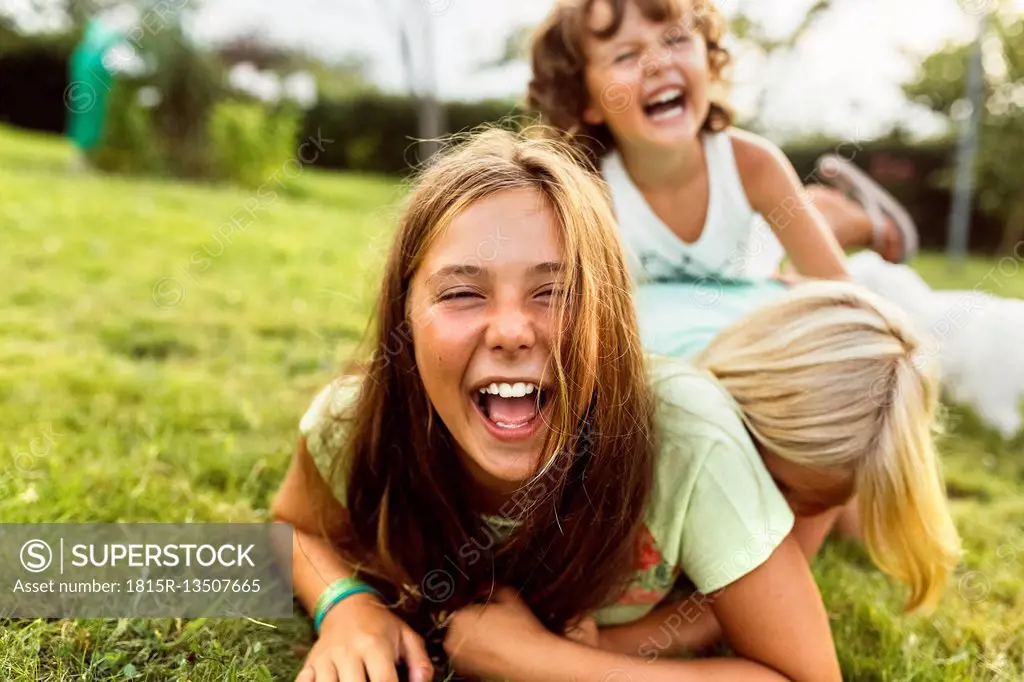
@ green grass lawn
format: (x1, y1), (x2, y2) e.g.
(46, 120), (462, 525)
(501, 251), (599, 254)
(1, 124), (1021, 681)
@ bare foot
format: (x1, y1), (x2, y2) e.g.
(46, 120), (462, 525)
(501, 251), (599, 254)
(877, 216), (906, 264)
(806, 184), (907, 263)
(814, 154), (918, 263)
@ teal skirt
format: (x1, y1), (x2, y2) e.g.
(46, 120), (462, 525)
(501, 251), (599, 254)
(635, 279), (788, 359)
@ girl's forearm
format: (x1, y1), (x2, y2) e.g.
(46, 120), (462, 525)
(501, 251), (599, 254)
(599, 606), (722, 656)
(290, 527), (362, 616)
(512, 636), (792, 682)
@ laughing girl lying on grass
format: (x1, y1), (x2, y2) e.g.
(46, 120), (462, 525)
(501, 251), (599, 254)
(271, 128), (958, 682)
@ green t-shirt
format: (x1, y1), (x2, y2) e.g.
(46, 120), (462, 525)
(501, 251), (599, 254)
(298, 356), (794, 626)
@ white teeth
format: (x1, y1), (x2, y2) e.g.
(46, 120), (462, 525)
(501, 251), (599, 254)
(494, 421), (528, 429)
(647, 87), (682, 105)
(650, 105), (684, 121)
(477, 382), (540, 397)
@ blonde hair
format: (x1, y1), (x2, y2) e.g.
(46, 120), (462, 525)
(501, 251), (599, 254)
(696, 281), (961, 611)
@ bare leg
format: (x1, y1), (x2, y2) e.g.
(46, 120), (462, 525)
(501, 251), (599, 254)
(804, 185), (904, 262)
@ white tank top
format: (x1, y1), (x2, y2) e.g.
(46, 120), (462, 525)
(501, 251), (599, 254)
(600, 131), (785, 283)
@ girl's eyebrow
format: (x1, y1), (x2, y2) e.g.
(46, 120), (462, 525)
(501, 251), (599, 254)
(426, 261), (564, 286)
(427, 264), (483, 286)
(532, 261), (565, 275)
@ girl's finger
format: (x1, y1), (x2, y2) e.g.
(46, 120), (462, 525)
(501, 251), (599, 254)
(313, 656), (339, 682)
(398, 627), (434, 682)
(338, 653), (367, 682)
(296, 665), (316, 682)
(363, 646), (399, 682)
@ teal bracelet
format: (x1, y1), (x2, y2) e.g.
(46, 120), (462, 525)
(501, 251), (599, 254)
(314, 577), (380, 633)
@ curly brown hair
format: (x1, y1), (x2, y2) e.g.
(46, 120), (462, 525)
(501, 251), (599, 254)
(527, 0), (733, 163)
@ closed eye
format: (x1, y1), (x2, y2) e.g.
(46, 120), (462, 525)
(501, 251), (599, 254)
(613, 50), (638, 64)
(534, 284), (564, 299)
(438, 289), (482, 302)
(665, 33), (690, 46)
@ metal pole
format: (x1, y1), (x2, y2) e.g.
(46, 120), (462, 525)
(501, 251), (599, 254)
(413, 0), (444, 162)
(947, 9), (990, 266)
(419, 4), (444, 160)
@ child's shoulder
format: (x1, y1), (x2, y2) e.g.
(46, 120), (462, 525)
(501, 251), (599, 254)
(299, 375), (363, 494)
(721, 127), (789, 177)
(645, 354), (745, 444)
(645, 354), (770, 496)
(299, 374), (362, 436)
(719, 127), (797, 209)
(642, 355), (794, 595)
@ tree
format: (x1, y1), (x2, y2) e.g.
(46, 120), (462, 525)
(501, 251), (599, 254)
(1, 0), (135, 33)
(370, 0), (445, 162)
(903, 10), (1024, 252)
(728, 0), (833, 127)
(486, 23), (532, 69)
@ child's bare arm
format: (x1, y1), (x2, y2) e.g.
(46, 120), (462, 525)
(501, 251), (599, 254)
(597, 598), (722, 656)
(594, 506), (845, 659)
(445, 536), (841, 682)
(272, 437), (433, 682)
(271, 437), (360, 613)
(731, 130), (849, 281)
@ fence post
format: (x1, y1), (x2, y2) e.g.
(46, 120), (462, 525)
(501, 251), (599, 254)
(946, 9), (990, 267)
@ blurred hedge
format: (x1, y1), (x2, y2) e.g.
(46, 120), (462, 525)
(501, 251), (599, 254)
(297, 95), (525, 174)
(0, 34), (74, 133)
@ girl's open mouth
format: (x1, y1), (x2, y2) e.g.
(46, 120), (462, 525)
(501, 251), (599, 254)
(643, 86), (687, 123)
(471, 381), (551, 442)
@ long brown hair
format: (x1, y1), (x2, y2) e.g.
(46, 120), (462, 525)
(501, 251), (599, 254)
(528, 0), (733, 162)
(325, 128), (655, 635)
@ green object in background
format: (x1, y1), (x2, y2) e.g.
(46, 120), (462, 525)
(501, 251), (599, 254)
(67, 17), (127, 151)
(636, 279), (788, 359)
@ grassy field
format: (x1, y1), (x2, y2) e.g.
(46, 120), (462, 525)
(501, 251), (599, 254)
(1, 124), (1021, 681)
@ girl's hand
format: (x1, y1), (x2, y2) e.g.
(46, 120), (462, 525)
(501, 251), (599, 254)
(443, 587), (555, 679)
(297, 593), (434, 682)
